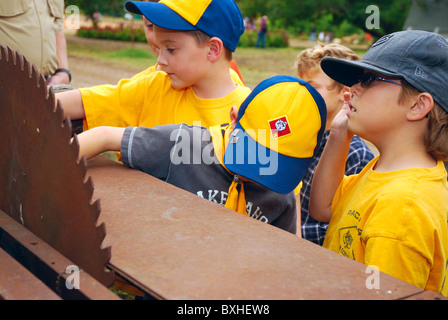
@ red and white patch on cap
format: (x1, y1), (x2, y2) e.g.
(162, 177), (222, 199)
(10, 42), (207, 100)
(269, 116), (291, 138)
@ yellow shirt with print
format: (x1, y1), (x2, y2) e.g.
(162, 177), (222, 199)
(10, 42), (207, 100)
(324, 157), (448, 296)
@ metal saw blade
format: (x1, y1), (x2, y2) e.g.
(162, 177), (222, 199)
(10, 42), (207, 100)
(0, 45), (114, 287)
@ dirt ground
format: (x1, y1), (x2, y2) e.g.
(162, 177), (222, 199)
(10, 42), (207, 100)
(66, 35), (145, 89)
(68, 54), (136, 88)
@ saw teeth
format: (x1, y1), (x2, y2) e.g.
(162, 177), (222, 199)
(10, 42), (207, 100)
(0, 45), (114, 287)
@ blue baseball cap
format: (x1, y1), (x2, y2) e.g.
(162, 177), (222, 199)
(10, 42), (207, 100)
(125, 0), (244, 52)
(224, 75), (327, 194)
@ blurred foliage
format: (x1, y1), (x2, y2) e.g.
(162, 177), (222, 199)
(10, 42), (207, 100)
(77, 25), (147, 42)
(66, 0), (416, 39)
(236, 0), (414, 38)
(238, 30), (289, 48)
(65, 0), (126, 17)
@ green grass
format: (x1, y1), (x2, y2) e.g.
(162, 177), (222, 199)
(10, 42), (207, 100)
(100, 47), (158, 69)
(234, 47), (305, 88)
(67, 38), (158, 70)
(102, 47), (153, 59)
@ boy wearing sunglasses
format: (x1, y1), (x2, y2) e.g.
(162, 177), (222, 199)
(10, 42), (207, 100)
(295, 44), (375, 244)
(309, 30), (448, 296)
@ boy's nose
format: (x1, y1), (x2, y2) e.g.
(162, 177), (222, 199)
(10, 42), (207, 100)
(157, 53), (167, 67)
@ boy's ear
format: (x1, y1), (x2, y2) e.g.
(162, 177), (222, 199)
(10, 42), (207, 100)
(230, 106), (238, 128)
(408, 92), (434, 121)
(207, 37), (224, 62)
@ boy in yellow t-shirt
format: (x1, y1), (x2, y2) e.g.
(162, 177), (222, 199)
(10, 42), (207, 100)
(309, 30), (448, 296)
(294, 44), (374, 244)
(55, 0), (250, 131)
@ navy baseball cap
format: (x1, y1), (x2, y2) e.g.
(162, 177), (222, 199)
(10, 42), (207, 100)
(321, 30), (448, 113)
(125, 0), (244, 52)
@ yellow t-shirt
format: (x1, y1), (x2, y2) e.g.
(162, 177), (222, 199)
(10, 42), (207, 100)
(324, 156), (448, 296)
(80, 71), (251, 130)
(129, 64), (158, 81)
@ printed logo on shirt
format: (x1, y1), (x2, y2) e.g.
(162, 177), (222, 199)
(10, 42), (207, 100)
(336, 209), (365, 259)
(196, 189), (269, 224)
(343, 229), (354, 249)
(347, 209), (362, 222)
(337, 226), (358, 260)
(269, 116), (291, 139)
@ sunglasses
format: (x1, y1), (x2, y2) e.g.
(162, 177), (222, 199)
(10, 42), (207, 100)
(358, 72), (402, 88)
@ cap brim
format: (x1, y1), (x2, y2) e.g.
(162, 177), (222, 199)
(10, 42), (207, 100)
(321, 57), (404, 87)
(125, 1), (197, 31)
(224, 123), (312, 194)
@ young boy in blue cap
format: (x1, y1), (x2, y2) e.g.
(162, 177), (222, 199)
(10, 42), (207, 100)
(56, 0), (250, 134)
(309, 30), (448, 296)
(75, 76), (327, 234)
(130, 0), (245, 86)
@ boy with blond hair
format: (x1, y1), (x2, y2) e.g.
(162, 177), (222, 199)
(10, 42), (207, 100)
(295, 43), (374, 244)
(56, 0), (250, 132)
(310, 30), (448, 296)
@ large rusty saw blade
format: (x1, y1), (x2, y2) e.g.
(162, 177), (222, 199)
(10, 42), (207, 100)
(0, 45), (114, 287)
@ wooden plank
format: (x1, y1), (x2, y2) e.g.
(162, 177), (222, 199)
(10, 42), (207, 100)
(0, 247), (61, 300)
(87, 156), (427, 300)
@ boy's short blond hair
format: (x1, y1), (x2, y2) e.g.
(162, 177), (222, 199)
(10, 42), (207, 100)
(427, 103), (448, 161)
(295, 44), (359, 90)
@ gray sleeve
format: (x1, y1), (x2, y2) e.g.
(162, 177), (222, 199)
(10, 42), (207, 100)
(120, 125), (179, 180)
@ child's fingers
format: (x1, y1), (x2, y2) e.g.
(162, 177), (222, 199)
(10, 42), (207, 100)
(343, 91), (351, 103)
(341, 91), (352, 112)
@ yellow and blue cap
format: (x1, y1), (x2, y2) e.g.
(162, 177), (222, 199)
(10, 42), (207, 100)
(125, 0), (244, 52)
(224, 75), (326, 194)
